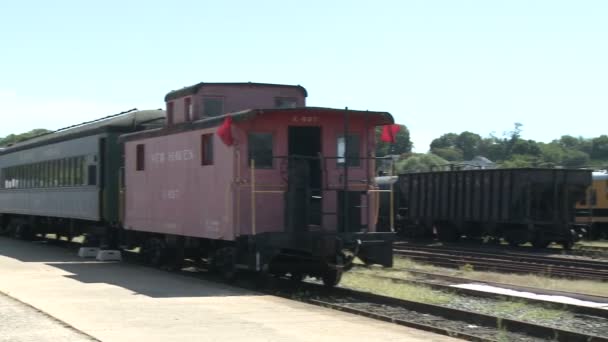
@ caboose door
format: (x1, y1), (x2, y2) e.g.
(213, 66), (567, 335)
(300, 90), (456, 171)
(287, 126), (322, 230)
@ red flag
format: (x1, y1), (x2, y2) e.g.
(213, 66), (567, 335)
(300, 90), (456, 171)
(381, 124), (400, 143)
(217, 116), (234, 146)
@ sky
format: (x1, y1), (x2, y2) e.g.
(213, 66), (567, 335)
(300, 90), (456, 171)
(1, 0), (606, 152)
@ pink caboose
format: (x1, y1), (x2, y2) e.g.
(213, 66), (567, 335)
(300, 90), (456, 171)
(120, 82), (394, 286)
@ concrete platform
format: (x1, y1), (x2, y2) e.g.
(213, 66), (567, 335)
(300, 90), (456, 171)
(0, 292), (95, 342)
(0, 237), (461, 342)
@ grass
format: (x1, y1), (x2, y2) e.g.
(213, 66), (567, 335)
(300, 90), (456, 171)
(491, 301), (565, 321)
(344, 270), (572, 324)
(357, 256), (608, 297)
(576, 240), (608, 248)
(341, 272), (454, 305)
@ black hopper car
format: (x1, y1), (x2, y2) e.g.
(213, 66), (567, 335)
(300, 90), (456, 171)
(377, 168), (592, 249)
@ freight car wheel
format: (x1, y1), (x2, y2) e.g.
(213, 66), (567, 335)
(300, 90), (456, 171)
(532, 239), (550, 249)
(436, 225), (460, 242)
(321, 269), (342, 287)
(560, 240), (574, 250)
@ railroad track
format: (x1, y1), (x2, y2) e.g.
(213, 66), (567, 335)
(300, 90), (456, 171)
(351, 265), (608, 318)
(385, 267), (608, 304)
(575, 244), (608, 257)
(393, 243), (608, 281)
(281, 281), (608, 342)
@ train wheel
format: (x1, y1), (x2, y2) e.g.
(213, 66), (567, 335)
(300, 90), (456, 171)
(437, 225), (460, 242)
(289, 272), (305, 283)
(14, 224), (34, 241)
(215, 247), (237, 282)
(532, 239), (550, 249)
(504, 230), (528, 247)
(142, 237), (167, 267)
(531, 232), (550, 249)
(321, 269), (342, 287)
(0, 221), (14, 236)
(561, 240), (574, 250)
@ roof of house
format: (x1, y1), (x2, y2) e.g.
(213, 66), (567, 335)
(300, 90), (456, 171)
(164, 82), (308, 101)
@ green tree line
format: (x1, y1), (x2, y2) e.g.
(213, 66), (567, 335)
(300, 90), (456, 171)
(428, 123), (608, 169)
(0, 129), (52, 147)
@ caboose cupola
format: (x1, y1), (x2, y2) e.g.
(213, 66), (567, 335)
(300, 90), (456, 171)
(163, 82), (307, 126)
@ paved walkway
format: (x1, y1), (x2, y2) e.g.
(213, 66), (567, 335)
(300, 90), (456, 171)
(0, 237), (461, 342)
(0, 292), (94, 342)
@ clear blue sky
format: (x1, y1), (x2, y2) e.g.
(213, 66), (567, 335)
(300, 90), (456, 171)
(1, 0), (606, 152)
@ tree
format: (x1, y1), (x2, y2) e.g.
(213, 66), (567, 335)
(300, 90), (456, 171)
(375, 125), (412, 157)
(431, 147), (463, 161)
(591, 135), (608, 159)
(456, 131), (482, 160)
(500, 154), (536, 168)
(538, 142), (564, 165)
(511, 139), (541, 156)
(562, 150), (590, 168)
(558, 135), (579, 149)
(478, 137), (505, 161)
(430, 133), (459, 150)
(0, 129), (51, 147)
(396, 153), (448, 173)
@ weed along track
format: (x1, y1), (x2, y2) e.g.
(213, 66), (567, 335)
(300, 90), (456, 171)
(351, 268), (608, 318)
(277, 280), (608, 342)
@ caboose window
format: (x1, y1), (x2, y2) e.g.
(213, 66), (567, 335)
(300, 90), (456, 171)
(136, 144), (145, 171)
(274, 97), (298, 108)
(203, 98), (224, 117)
(184, 97), (192, 121)
(201, 134), (214, 166)
(248, 133), (273, 168)
(337, 134), (360, 167)
(167, 102), (174, 125)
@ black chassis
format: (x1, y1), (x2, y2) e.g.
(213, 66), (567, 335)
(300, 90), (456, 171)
(235, 231), (395, 276)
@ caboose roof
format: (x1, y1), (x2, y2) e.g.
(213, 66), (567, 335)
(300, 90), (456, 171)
(120, 107), (394, 143)
(165, 82), (308, 101)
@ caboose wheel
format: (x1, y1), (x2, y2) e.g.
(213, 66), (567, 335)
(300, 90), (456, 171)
(321, 269), (342, 287)
(289, 272), (305, 283)
(215, 247), (237, 282)
(142, 237), (168, 267)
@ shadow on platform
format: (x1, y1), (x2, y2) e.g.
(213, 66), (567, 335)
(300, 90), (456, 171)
(0, 237), (261, 298)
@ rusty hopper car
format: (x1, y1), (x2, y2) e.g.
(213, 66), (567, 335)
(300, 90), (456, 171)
(396, 168), (591, 248)
(119, 82), (395, 286)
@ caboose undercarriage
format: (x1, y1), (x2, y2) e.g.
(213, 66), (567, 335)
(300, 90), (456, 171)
(119, 228), (394, 287)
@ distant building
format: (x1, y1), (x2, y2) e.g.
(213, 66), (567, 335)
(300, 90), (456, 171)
(459, 156), (496, 170)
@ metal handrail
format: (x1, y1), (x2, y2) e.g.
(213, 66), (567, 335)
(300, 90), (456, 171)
(246, 155), (396, 234)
